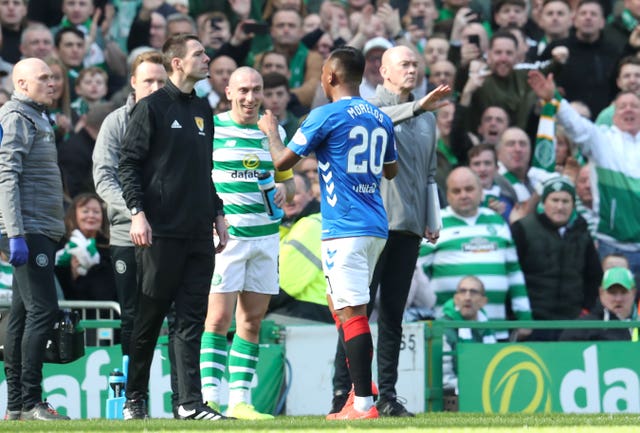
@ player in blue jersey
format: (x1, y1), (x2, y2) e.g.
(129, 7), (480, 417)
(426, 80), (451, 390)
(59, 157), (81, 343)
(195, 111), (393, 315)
(258, 46), (398, 420)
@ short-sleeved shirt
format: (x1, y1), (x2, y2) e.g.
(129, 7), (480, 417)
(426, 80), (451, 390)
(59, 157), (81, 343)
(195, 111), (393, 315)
(288, 96), (397, 240)
(212, 111), (293, 239)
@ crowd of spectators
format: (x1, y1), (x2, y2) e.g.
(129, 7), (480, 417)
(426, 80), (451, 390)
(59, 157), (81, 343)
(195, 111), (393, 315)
(0, 0), (639, 414)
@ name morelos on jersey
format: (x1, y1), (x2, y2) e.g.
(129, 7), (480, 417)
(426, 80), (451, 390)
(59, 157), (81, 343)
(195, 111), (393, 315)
(288, 97), (397, 240)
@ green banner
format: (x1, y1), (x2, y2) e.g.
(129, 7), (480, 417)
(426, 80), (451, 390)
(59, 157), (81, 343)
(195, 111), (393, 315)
(458, 342), (640, 413)
(0, 343), (284, 419)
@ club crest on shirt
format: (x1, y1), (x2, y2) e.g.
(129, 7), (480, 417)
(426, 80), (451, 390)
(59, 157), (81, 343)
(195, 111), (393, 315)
(212, 273), (222, 286)
(194, 116), (205, 136)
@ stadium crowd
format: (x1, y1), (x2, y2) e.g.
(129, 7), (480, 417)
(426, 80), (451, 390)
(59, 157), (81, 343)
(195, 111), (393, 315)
(0, 0), (639, 422)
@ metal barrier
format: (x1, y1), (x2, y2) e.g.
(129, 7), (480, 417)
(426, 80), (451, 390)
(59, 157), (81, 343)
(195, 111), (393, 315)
(60, 300), (121, 346)
(426, 319), (640, 412)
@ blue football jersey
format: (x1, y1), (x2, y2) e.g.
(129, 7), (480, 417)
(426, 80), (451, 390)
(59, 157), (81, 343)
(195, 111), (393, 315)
(288, 97), (397, 240)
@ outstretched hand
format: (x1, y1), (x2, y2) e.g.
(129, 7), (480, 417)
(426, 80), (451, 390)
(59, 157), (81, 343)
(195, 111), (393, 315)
(527, 70), (556, 102)
(418, 84), (452, 112)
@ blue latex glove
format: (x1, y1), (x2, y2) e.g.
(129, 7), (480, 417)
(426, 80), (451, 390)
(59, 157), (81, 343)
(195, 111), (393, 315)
(9, 236), (28, 266)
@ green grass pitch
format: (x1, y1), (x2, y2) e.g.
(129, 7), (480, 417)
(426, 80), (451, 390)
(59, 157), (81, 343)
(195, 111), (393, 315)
(1, 413), (640, 433)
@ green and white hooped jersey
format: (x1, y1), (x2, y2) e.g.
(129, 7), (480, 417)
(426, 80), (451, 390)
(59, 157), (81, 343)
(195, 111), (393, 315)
(0, 258), (12, 291)
(557, 99), (640, 248)
(417, 206), (531, 321)
(212, 112), (287, 239)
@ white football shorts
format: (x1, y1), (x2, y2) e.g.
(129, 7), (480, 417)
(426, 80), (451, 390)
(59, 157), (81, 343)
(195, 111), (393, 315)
(210, 234), (279, 295)
(322, 236), (386, 310)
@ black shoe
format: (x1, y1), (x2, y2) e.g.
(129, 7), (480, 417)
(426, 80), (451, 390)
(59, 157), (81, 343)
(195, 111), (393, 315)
(123, 399), (148, 420)
(376, 397), (415, 417)
(21, 401), (70, 421)
(4, 409), (21, 420)
(329, 390), (349, 414)
(176, 404), (227, 421)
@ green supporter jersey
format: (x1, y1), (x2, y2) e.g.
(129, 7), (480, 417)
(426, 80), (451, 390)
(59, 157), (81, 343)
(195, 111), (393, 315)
(557, 99), (640, 246)
(212, 111), (287, 239)
(417, 206), (532, 321)
(0, 258), (11, 291)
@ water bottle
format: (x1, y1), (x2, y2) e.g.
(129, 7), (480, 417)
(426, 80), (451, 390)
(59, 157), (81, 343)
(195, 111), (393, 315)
(257, 170), (284, 220)
(63, 310), (74, 333)
(122, 355), (129, 383)
(109, 368), (125, 398)
(105, 358), (127, 419)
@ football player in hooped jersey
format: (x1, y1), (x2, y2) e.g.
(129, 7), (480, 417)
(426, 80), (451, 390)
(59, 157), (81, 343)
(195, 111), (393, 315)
(201, 66), (296, 420)
(259, 46), (398, 420)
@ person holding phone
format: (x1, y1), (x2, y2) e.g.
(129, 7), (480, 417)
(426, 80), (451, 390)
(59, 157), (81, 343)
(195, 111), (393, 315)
(458, 30), (538, 132)
(468, 34), (481, 49)
(242, 21), (270, 35)
(457, 23), (488, 66)
(444, 4), (487, 44)
(400, 0), (439, 47)
(195, 12), (232, 55)
(252, 8), (323, 109)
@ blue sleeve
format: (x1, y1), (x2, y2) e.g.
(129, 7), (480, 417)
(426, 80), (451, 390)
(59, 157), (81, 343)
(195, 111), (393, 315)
(384, 121), (397, 163)
(288, 107), (329, 157)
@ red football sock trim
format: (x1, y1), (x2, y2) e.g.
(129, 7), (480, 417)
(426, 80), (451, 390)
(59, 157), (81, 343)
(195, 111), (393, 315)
(342, 316), (370, 341)
(332, 311), (341, 329)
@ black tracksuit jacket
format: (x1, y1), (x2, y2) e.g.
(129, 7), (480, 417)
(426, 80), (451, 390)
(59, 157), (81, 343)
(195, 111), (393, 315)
(119, 79), (223, 239)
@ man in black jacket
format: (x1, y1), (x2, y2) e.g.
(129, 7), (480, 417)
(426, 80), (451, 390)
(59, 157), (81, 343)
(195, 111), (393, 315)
(511, 176), (602, 341)
(559, 267), (638, 341)
(119, 33), (228, 421)
(539, 0), (619, 117)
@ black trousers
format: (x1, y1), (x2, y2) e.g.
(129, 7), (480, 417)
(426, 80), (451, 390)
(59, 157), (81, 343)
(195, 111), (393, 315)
(112, 244), (179, 410)
(110, 246), (138, 357)
(125, 237), (213, 408)
(2, 234), (59, 410)
(333, 231), (421, 399)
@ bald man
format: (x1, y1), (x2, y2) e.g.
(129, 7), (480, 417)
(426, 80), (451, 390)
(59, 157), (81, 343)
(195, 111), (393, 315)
(417, 167), (533, 339)
(0, 58), (68, 421)
(201, 66), (295, 420)
(327, 45), (451, 417)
